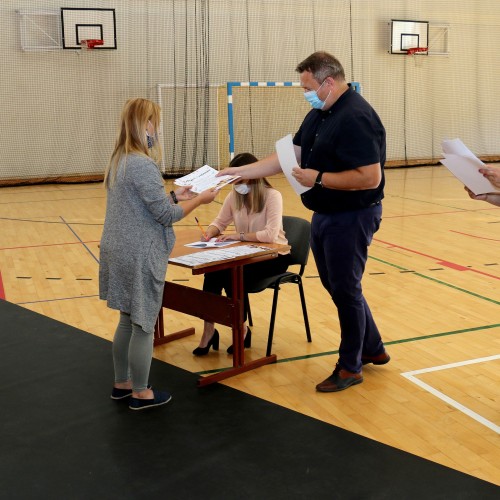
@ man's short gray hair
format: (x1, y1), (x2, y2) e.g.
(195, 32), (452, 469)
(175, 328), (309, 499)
(296, 51), (345, 83)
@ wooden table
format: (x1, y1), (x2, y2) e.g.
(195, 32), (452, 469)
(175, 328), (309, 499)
(154, 230), (290, 386)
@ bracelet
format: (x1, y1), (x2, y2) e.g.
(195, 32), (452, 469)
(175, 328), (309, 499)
(240, 231), (245, 241)
(170, 190), (178, 204)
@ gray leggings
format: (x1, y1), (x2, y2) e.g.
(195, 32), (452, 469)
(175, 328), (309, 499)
(112, 312), (153, 392)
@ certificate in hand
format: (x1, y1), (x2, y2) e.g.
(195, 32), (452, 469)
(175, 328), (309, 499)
(174, 164), (240, 194)
(440, 139), (499, 195)
(276, 134), (311, 195)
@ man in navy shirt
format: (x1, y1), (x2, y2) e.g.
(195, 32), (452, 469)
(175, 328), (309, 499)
(219, 51), (390, 392)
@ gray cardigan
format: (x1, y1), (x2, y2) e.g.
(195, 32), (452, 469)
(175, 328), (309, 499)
(99, 154), (184, 334)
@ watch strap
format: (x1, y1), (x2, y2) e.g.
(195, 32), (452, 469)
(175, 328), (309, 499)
(315, 171), (323, 187)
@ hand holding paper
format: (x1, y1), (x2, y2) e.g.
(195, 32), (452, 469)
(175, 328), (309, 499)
(440, 139), (499, 195)
(478, 165), (500, 189)
(175, 164), (240, 194)
(276, 134), (311, 195)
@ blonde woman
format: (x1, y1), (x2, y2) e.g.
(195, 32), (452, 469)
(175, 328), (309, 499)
(193, 153), (291, 356)
(99, 98), (217, 410)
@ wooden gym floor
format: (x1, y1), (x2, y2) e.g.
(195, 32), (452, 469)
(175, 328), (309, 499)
(0, 165), (499, 486)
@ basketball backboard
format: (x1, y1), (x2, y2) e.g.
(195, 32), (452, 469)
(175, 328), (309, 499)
(390, 20), (428, 54)
(61, 8), (116, 50)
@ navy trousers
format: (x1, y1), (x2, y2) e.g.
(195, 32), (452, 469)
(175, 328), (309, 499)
(311, 203), (384, 373)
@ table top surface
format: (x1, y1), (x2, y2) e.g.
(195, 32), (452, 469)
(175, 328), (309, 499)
(170, 229), (290, 271)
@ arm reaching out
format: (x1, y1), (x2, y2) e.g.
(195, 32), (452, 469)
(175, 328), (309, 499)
(217, 152), (283, 179)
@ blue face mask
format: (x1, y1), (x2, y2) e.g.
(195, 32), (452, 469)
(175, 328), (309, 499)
(146, 120), (155, 149)
(304, 80), (328, 110)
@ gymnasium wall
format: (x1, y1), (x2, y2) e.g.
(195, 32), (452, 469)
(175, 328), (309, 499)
(1, 0), (499, 184)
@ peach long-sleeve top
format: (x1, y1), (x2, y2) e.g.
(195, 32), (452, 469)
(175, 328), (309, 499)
(209, 187), (289, 254)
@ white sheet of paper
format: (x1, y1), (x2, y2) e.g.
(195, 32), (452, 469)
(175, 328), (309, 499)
(174, 164), (240, 194)
(442, 138), (477, 157)
(169, 245), (265, 266)
(440, 139), (498, 195)
(184, 238), (239, 249)
(275, 134), (310, 195)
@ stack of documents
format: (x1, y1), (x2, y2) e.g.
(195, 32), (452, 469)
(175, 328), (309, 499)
(174, 164), (240, 193)
(169, 245), (269, 267)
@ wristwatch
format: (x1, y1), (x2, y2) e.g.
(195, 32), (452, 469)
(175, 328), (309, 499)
(315, 171), (324, 187)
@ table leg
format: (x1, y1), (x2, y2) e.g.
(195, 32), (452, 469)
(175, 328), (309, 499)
(196, 264), (278, 385)
(154, 309), (194, 347)
(231, 265), (245, 367)
(197, 354), (277, 386)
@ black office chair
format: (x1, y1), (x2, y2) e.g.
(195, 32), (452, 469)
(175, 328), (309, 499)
(245, 215), (312, 356)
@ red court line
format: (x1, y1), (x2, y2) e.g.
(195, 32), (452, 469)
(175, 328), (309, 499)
(383, 209), (468, 219)
(383, 206), (499, 219)
(373, 237), (500, 280)
(450, 230), (500, 242)
(0, 270), (5, 300)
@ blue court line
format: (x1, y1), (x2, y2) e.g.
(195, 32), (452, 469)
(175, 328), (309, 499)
(60, 216), (100, 264)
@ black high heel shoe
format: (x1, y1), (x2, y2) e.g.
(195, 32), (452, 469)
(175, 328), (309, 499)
(227, 327), (252, 354)
(192, 330), (220, 356)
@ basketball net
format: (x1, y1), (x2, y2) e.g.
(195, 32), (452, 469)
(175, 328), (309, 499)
(80, 39), (104, 51)
(407, 47), (428, 67)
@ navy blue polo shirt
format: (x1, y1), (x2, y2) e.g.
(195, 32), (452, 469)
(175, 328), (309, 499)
(293, 85), (386, 213)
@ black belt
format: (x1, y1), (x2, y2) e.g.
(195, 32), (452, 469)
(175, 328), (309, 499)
(369, 200), (381, 207)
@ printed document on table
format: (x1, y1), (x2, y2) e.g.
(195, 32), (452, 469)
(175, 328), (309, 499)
(169, 245), (266, 267)
(185, 238), (239, 249)
(174, 164), (240, 194)
(276, 134), (311, 195)
(440, 138), (498, 195)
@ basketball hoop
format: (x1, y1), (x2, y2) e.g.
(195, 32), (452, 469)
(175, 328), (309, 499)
(80, 39), (104, 51)
(406, 47), (428, 66)
(406, 47), (428, 56)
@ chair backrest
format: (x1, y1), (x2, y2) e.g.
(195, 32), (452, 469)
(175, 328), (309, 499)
(282, 215), (311, 275)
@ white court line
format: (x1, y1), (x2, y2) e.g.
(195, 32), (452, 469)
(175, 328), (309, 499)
(401, 354), (500, 434)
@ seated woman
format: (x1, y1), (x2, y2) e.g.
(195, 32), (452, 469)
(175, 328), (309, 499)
(193, 153), (291, 356)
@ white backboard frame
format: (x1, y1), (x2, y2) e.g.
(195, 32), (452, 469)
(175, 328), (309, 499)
(61, 8), (116, 50)
(391, 20), (429, 54)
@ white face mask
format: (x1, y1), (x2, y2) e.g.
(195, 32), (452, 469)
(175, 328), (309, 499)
(234, 183), (250, 195)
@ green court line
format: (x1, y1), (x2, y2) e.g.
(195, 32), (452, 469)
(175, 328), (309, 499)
(197, 254), (499, 376)
(196, 322), (500, 375)
(369, 255), (500, 306)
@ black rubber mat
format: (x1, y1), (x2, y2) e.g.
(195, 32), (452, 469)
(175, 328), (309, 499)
(0, 299), (498, 499)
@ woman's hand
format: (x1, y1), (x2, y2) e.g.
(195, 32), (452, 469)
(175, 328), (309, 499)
(174, 185), (196, 201)
(196, 188), (218, 205)
(464, 185), (500, 206)
(216, 233), (240, 242)
(479, 165), (500, 189)
(464, 185), (488, 201)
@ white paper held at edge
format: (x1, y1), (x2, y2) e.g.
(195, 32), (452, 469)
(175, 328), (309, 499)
(440, 138), (498, 195)
(275, 134), (311, 195)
